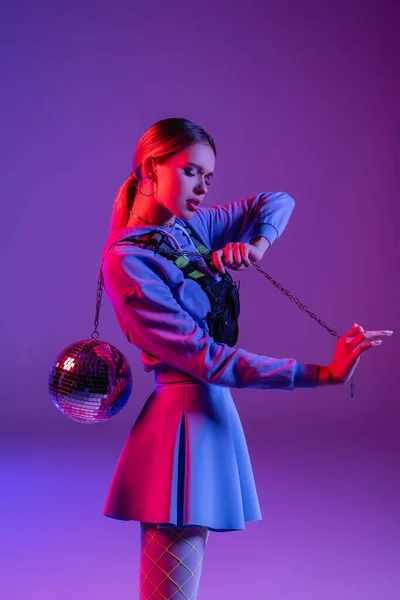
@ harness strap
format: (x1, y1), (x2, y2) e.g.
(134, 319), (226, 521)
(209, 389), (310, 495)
(111, 227), (240, 346)
(116, 229), (224, 283)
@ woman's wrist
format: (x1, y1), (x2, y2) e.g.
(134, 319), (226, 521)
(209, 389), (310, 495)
(249, 236), (271, 253)
(317, 365), (335, 387)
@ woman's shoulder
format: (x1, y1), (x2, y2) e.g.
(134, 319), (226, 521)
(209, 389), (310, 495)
(103, 226), (167, 263)
(103, 236), (177, 294)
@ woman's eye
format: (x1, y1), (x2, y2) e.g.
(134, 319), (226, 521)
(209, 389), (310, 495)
(184, 168), (212, 186)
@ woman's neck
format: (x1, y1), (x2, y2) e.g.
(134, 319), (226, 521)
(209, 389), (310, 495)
(127, 197), (176, 228)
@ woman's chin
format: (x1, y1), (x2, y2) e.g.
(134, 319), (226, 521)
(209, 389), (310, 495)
(178, 208), (195, 220)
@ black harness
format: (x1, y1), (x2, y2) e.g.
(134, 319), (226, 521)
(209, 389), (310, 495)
(114, 225), (241, 347)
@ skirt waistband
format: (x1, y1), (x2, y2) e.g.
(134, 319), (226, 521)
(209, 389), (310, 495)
(154, 367), (200, 385)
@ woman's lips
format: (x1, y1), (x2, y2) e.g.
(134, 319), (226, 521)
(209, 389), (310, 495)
(186, 200), (199, 211)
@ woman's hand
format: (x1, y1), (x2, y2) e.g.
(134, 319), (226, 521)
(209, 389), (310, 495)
(318, 323), (394, 386)
(211, 242), (267, 274)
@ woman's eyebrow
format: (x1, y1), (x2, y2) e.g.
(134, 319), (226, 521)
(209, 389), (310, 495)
(186, 161), (214, 177)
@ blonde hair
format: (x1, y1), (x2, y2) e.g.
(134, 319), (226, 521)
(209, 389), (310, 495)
(109, 118), (216, 233)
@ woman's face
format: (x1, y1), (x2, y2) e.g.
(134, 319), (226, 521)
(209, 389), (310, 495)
(149, 143), (216, 220)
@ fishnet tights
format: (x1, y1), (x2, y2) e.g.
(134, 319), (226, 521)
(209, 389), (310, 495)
(139, 523), (209, 600)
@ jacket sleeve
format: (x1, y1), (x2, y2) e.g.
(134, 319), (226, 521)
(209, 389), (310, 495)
(103, 246), (319, 391)
(196, 191), (296, 251)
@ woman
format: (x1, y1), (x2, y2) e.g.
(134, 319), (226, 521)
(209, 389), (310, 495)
(101, 117), (392, 599)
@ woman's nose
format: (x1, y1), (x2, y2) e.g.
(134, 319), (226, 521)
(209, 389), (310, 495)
(195, 180), (208, 195)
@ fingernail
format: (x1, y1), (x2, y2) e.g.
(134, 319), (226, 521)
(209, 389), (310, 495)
(383, 330), (393, 335)
(374, 340), (383, 345)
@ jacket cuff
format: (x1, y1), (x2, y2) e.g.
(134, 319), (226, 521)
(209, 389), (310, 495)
(251, 223), (279, 247)
(294, 363), (319, 388)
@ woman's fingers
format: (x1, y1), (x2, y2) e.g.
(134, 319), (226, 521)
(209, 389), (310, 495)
(345, 323), (364, 336)
(212, 243), (253, 273)
(230, 243), (252, 268)
(212, 249), (225, 273)
(241, 244), (252, 267)
(226, 244), (234, 264)
(232, 243), (240, 264)
(331, 324), (394, 384)
(353, 339), (384, 361)
(345, 329), (393, 352)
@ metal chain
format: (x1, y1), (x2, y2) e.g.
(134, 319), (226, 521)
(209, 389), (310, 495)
(91, 242), (355, 397)
(91, 266), (104, 340)
(250, 262), (356, 397)
(251, 263), (339, 338)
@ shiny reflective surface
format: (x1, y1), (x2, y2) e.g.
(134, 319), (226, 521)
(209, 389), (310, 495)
(48, 339), (132, 423)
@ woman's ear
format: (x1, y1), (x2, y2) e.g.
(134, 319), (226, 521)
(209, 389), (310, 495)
(142, 157), (157, 181)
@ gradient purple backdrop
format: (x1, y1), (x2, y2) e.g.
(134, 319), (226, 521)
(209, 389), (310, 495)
(1, 0), (399, 598)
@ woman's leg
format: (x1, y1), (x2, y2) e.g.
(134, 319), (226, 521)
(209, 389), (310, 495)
(139, 523), (209, 599)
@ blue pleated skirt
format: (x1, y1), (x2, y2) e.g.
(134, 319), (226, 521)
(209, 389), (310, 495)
(104, 368), (262, 532)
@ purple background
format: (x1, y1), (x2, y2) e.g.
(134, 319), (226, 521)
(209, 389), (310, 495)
(1, 0), (399, 598)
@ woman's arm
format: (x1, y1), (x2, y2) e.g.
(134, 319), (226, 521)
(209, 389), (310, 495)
(196, 191), (295, 251)
(104, 246), (319, 391)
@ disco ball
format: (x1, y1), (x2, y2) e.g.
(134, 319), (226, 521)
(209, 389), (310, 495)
(48, 339), (132, 424)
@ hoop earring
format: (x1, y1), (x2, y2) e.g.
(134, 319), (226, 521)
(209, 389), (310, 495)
(134, 176), (158, 197)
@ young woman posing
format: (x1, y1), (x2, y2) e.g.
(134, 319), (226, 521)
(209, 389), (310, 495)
(101, 117), (393, 599)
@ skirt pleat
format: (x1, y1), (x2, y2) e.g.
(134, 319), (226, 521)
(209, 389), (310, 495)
(104, 370), (262, 532)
